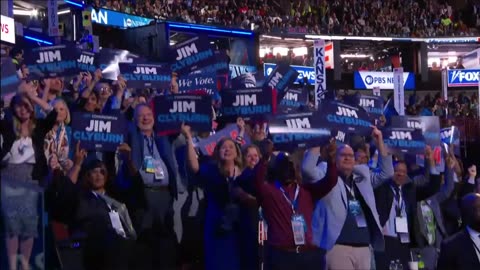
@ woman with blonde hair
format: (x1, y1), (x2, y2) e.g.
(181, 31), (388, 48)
(44, 98), (73, 173)
(0, 82), (57, 270)
(182, 123), (244, 270)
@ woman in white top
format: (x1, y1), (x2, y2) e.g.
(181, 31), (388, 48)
(0, 81), (56, 270)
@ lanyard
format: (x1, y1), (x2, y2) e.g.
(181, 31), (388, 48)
(144, 136), (155, 156)
(391, 185), (404, 216)
(275, 181), (300, 214)
(344, 182), (356, 200)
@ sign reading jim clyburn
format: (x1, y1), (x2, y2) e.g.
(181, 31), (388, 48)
(354, 71), (416, 90)
(447, 69), (480, 87)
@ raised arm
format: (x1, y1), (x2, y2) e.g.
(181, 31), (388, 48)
(68, 141), (87, 184)
(371, 126), (394, 188)
(432, 153), (457, 203)
(181, 123), (199, 174)
(416, 146), (442, 201)
(301, 147), (326, 183)
(304, 140), (338, 200)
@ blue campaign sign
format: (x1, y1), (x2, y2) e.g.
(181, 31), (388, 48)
(279, 87), (309, 112)
(71, 112), (127, 152)
(440, 126), (460, 155)
(76, 50), (97, 73)
(447, 69), (480, 87)
(263, 63), (299, 102)
(1, 57), (20, 97)
(221, 87), (274, 120)
(196, 124), (251, 156)
(25, 45), (79, 79)
(383, 127), (425, 156)
(178, 72), (217, 95)
(264, 63), (315, 85)
(90, 7), (154, 29)
(318, 101), (373, 137)
(358, 94), (384, 122)
(391, 116), (443, 171)
(154, 94), (212, 134)
(170, 35), (216, 76)
(119, 63), (171, 89)
(353, 71), (416, 90)
(268, 112), (332, 152)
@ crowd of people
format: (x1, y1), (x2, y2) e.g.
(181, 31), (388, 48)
(87, 0), (479, 37)
(1, 42), (480, 270)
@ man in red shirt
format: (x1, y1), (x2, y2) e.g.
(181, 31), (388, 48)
(254, 141), (338, 270)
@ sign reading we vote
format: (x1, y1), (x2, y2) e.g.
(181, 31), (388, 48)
(154, 94), (212, 134)
(71, 112), (127, 151)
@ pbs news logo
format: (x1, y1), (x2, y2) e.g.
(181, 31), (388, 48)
(364, 75), (392, 85)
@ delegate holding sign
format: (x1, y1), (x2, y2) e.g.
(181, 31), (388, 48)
(25, 44), (79, 79)
(71, 112), (127, 151)
(154, 94), (212, 134)
(171, 36), (215, 76)
(120, 63), (171, 89)
(221, 87), (274, 120)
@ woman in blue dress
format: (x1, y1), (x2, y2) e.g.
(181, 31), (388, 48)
(182, 124), (243, 270)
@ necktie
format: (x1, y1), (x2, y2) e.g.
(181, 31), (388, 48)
(393, 185), (401, 216)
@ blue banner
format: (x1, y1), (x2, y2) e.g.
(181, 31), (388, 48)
(318, 101), (372, 136)
(447, 69), (480, 87)
(119, 63), (171, 89)
(0, 57), (20, 97)
(268, 112), (332, 152)
(264, 63), (315, 85)
(154, 94), (212, 134)
(76, 50), (97, 73)
(383, 127), (425, 156)
(196, 124), (251, 156)
(178, 72), (217, 95)
(96, 48), (145, 81)
(263, 62), (299, 102)
(391, 116), (443, 171)
(354, 71), (416, 90)
(440, 126), (460, 155)
(358, 94), (384, 123)
(279, 87), (308, 113)
(221, 87), (274, 120)
(25, 45), (79, 79)
(90, 7), (154, 29)
(71, 112), (127, 151)
(170, 36), (215, 76)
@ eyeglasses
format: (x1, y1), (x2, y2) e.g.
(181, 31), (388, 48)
(98, 87), (111, 92)
(339, 153), (355, 158)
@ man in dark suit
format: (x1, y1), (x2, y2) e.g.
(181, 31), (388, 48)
(116, 103), (180, 270)
(374, 146), (442, 270)
(438, 193), (480, 270)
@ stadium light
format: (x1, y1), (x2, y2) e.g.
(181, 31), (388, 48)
(64, 0), (84, 8)
(24, 35), (53, 45)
